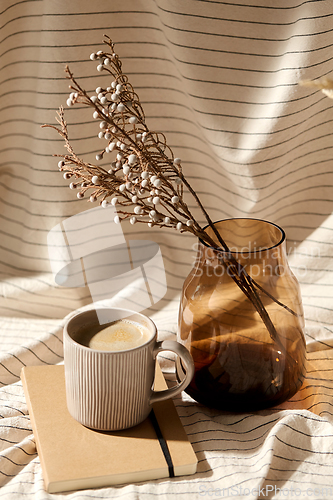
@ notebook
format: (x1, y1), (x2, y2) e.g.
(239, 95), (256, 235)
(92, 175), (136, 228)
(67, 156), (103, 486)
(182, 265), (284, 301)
(21, 364), (197, 493)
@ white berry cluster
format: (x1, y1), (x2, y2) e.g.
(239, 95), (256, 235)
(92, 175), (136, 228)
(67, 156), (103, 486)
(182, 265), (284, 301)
(50, 36), (198, 234)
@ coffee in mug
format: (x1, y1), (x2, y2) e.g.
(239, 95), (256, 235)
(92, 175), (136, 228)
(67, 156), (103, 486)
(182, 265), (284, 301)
(64, 307), (194, 431)
(78, 319), (151, 352)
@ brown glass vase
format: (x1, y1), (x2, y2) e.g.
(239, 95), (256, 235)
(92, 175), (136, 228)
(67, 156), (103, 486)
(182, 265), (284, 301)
(177, 218), (306, 411)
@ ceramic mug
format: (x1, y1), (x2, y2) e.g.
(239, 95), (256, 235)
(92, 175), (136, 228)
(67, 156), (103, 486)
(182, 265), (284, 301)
(63, 307), (194, 430)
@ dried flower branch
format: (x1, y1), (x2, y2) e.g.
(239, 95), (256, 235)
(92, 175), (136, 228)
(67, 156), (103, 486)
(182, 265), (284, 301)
(43, 37), (214, 245)
(300, 77), (333, 99)
(43, 35), (298, 348)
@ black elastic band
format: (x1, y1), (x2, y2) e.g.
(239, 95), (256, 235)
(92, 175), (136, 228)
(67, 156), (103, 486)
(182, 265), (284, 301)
(149, 409), (175, 478)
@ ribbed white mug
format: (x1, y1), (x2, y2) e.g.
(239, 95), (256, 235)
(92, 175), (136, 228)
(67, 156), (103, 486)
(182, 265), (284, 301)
(63, 307), (194, 430)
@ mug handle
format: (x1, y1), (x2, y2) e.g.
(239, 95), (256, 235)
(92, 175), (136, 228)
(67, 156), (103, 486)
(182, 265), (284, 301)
(150, 340), (195, 404)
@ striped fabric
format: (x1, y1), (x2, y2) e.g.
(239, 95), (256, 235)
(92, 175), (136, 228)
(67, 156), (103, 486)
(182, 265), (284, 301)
(1, 0), (333, 497)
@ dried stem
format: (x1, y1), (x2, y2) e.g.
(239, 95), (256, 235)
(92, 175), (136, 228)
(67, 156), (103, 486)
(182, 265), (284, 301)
(43, 35), (298, 348)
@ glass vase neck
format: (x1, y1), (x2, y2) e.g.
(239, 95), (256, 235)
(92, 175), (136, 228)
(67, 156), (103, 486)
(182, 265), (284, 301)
(200, 218), (286, 256)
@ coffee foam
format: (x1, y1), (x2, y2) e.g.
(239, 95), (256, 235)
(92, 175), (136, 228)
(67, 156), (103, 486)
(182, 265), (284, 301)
(88, 319), (151, 351)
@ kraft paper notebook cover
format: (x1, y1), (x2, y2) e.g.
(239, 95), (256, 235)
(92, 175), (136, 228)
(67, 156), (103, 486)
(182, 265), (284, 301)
(21, 364), (197, 494)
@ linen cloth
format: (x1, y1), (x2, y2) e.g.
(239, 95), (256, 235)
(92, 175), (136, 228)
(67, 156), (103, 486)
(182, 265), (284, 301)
(0, 0), (333, 498)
